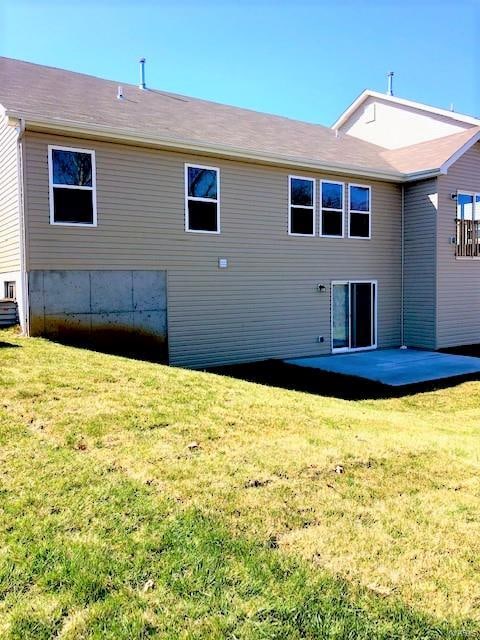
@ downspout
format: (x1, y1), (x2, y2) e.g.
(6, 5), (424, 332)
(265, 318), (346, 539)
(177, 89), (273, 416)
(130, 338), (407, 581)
(400, 184), (407, 349)
(15, 118), (29, 335)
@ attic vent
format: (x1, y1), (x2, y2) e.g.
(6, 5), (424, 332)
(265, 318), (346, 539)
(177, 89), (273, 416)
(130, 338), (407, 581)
(363, 102), (376, 124)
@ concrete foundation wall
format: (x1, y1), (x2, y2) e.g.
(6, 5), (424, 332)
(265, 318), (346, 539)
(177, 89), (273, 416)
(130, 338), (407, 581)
(29, 270), (167, 355)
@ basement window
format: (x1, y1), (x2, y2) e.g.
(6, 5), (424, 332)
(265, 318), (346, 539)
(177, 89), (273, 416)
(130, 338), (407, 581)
(348, 184), (371, 239)
(48, 146), (97, 226)
(4, 281), (16, 300)
(289, 176), (315, 236)
(320, 181), (344, 237)
(185, 164), (220, 233)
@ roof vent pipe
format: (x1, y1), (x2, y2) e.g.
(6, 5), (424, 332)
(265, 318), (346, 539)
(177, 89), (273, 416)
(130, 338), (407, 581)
(117, 86), (124, 100)
(139, 57), (146, 90)
(387, 71), (394, 96)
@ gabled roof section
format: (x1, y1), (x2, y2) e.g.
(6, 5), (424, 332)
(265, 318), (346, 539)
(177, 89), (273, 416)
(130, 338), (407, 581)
(332, 90), (480, 131)
(0, 57), (402, 181)
(380, 128), (480, 176)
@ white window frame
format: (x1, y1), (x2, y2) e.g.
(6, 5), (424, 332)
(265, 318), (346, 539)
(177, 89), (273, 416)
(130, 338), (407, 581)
(288, 175), (316, 237)
(456, 191), (480, 221)
(320, 180), (345, 238)
(331, 279), (378, 353)
(185, 163), (220, 234)
(48, 145), (97, 227)
(348, 183), (371, 240)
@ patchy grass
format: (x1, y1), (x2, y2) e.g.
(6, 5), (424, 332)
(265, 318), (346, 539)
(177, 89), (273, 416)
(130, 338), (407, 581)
(0, 328), (480, 638)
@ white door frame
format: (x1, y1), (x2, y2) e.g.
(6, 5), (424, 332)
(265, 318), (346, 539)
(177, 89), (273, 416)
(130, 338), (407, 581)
(331, 280), (377, 353)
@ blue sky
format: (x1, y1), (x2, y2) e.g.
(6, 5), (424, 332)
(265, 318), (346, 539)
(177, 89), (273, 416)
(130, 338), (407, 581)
(1, 0), (479, 125)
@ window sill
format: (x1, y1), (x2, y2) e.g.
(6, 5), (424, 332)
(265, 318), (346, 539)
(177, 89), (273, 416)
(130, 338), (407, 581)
(320, 234), (345, 239)
(50, 222), (97, 228)
(185, 228), (221, 235)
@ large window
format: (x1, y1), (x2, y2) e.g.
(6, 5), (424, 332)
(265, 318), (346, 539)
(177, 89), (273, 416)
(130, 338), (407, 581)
(320, 181), (344, 237)
(288, 176), (315, 236)
(456, 191), (480, 258)
(348, 184), (371, 239)
(48, 146), (96, 226)
(185, 164), (220, 233)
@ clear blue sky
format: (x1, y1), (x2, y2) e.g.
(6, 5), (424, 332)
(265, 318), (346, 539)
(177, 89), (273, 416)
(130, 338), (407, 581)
(1, 0), (479, 125)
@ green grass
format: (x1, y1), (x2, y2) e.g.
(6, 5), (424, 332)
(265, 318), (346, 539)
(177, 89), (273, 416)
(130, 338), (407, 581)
(1, 328), (480, 638)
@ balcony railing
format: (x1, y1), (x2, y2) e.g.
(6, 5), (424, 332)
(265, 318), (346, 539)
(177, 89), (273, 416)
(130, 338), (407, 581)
(455, 218), (480, 258)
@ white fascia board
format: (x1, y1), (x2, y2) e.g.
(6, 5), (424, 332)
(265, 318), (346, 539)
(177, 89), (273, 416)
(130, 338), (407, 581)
(439, 130), (480, 173)
(332, 90), (480, 130)
(331, 90), (371, 130)
(5, 110), (406, 183)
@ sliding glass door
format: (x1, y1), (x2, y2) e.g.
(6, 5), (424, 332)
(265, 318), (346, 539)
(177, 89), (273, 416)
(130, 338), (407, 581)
(331, 281), (377, 353)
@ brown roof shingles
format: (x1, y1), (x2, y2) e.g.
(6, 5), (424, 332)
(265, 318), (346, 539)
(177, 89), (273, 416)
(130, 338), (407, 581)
(380, 128), (480, 174)
(1, 57), (477, 178)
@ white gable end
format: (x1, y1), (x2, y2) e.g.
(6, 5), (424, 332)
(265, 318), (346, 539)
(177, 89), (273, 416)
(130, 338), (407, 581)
(337, 95), (476, 150)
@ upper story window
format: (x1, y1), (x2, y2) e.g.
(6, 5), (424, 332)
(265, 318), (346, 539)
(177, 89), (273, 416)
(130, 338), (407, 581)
(455, 191), (480, 258)
(348, 184), (371, 239)
(288, 176), (315, 236)
(48, 146), (97, 226)
(320, 181), (344, 237)
(185, 164), (220, 233)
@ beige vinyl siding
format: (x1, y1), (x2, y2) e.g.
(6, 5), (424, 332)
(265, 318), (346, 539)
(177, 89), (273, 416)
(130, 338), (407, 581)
(0, 114), (20, 273)
(436, 142), (480, 348)
(403, 179), (437, 349)
(24, 132), (402, 367)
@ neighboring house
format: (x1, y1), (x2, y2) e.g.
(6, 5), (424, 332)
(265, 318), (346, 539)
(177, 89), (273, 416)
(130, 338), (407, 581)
(0, 57), (479, 368)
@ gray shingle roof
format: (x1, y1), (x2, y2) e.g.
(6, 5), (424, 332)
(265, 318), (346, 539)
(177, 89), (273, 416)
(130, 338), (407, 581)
(0, 57), (476, 179)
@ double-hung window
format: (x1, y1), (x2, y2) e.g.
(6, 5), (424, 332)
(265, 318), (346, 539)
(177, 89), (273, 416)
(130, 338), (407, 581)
(48, 146), (96, 226)
(320, 181), (344, 237)
(348, 184), (371, 239)
(185, 164), (220, 233)
(289, 176), (315, 236)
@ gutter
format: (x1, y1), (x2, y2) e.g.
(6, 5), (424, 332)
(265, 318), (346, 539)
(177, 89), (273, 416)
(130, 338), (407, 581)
(400, 184), (406, 349)
(14, 116), (29, 335)
(5, 111), (408, 183)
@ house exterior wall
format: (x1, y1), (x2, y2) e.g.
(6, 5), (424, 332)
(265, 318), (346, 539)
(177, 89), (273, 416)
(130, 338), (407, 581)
(23, 131), (402, 368)
(338, 96), (472, 149)
(0, 115), (20, 274)
(403, 179), (437, 349)
(0, 114), (21, 289)
(436, 143), (480, 348)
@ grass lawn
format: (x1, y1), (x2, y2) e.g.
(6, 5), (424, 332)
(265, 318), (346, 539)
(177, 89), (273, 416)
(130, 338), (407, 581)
(1, 328), (480, 638)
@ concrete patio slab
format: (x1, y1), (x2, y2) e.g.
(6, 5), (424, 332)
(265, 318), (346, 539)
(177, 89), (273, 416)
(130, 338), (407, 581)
(284, 349), (480, 387)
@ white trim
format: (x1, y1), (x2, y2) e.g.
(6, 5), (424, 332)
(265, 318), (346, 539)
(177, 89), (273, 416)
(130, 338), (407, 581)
(48, 145), (97, 227)
(6, 112), (407, 183)
(331, 89), (480, 130)
(456, 190), (480, 220)
(348, 183), (371, 239)
(331, 280), (378, 353)
(288, 175), (316, 237)
(320, 180), (345, 238)
(184, 163), (220, 234)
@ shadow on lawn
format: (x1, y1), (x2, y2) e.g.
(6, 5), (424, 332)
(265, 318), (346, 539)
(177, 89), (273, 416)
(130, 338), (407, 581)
(45, 336), (480, 401)
(207, 360), (480, 401)
(0, 341), (20, 349)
